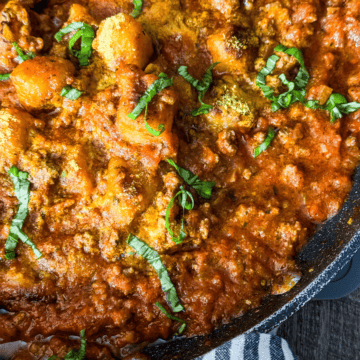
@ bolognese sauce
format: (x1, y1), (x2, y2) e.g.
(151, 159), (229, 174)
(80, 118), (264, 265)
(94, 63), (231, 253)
(0, 0), (360, 358)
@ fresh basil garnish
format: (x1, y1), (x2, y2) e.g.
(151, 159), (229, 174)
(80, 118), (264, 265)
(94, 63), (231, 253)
(155, 302), (186, 335)
(5, 166), (42, 260)
(256, 45), (314, 112)
(191, 102), (213, 117)
(178, 62), (219, 116)
(143, 104), (165, 136)
(0, 74), (10, 81)
(64, 329), (86, 360)
(254, 127), (276, 158)
(127, 234), (184, 312)
(12, 42), (36, 63)
(165, 185), (194, 244)
(49, 329), (86, 360)
(128, 72), (172, 135)
(55, 22), (95, 66)
(257, 45), (360, 121)
(323, 93), (360, 123)
(130, 0), (143, 17)
(60, 86), (83, 100)
(167, 159), (215, 199)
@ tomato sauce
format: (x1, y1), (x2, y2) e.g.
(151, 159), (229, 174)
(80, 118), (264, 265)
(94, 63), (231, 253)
(0, 0), (360, 358)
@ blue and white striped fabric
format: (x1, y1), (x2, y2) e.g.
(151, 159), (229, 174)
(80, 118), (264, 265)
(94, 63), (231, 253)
(196, 333), (299, 360)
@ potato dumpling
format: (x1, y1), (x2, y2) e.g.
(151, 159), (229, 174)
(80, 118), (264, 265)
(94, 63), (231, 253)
(116, 64), (178, 160)
(93, 13), (153, 71)
(94, 157), (146, 230)
(11, 56), (75, 110)
(203, 76), (256, 131)
(61, 146), (94, 196)
(207, 25), (258, 77)
(0, 107), (34, 170)
(65, 3), (97, 26)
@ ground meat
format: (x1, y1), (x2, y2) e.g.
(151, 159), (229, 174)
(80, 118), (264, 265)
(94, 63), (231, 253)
(0, 0), (359, 359)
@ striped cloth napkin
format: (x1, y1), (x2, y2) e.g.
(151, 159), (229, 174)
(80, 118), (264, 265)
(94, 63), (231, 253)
(196, 333), (299, 360)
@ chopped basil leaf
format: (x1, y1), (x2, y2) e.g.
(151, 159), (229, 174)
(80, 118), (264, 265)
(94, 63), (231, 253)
(0, 73), (10, 81)
(275, 45), (309, 88)
(254, 127), (276, 158)
(178, 66), (202, 91)
(54, 22), (84, 41)
(128, 72), (172, 117)
(12, 42), (36, 63)
(323, 93), (360, 123)
(48, 330), (86, 360)
(128, 73), (172, 135)
(130, 0), (143, 17)
(178, 63), (219, 116)
(60, 86), (83, 100)
(256, 45), (360, 121)
(256, 45), (313, 112)
(256, 53), (279, 100)
(155, 302), (186, 335)
(55, 22), (94, 66)
(178, 322), (187, 334)
(127, 234), (184, 312)
(144, 104), (165, 136)
(165, 186), (194, 244)
(5, 166), (42, 259)
(63, 329), (86, 360)
(167, 159), (215, 199)
(191, 102), (213, 117)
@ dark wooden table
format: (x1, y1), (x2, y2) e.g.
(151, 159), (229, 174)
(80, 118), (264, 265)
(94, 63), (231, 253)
(277, 287), (360, 360)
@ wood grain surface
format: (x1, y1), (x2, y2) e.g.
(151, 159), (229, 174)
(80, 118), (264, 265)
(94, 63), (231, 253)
(278, 288), (360, 360)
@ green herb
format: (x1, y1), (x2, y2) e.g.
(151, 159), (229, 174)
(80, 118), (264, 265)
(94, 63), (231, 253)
(191, 102), (213, 117)
(256, 45), (360, 121)
(323, 93), (360, 123)
(178, 63), (219, 116)
(165, 186), (194, 244)
(155, 302), (186, 335)
(167, 159), (215, 199)
(128, 73), (172, 136)
(5, 166), (42, 260)
(143, 103), (165, 136)
(60, 86), (83, 100)
(12, 42), (36, 63)
(256, 45), (315, 112)
(127, 234), (184, 312)
(50, 329), (86, 360)
(254, 127), (276, 158)
(55, 22), (94, 66)
(64, 329), (86, 360)
(0, 74), (10, 81)
(130, 0), (143, 17)
(61, 171), (67, 178)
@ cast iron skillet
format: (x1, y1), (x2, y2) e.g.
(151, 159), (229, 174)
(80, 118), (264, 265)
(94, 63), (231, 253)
(137, 167), (360, 359)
